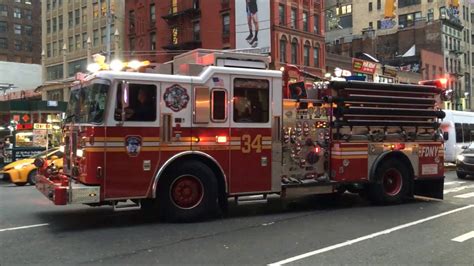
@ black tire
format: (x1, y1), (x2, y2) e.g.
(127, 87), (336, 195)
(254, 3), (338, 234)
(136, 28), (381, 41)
(158, 161), (218, 222)
(27, 169), (37, 185)
(456, 171), (467, 179)
(368, 159), (411, 205)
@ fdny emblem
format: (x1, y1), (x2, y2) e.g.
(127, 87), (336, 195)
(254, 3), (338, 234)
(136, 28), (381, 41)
(125, 136), (142, 157)
(163, 84), (190, 112)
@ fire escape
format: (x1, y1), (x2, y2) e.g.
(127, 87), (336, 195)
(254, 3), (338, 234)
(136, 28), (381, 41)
(162, 0), (202, 50)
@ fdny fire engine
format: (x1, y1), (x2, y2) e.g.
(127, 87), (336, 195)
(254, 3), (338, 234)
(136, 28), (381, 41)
(35, 50), (447, 221)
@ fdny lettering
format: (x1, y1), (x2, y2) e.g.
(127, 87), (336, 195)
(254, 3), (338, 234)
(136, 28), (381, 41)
(420, 146), (439, 158)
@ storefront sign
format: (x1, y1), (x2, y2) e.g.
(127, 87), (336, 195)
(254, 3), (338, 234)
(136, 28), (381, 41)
(16, 124), (33, 130)
(352, 59), (377, 74)
(383, 67), (398, 77)
(34, 123), (53, 130)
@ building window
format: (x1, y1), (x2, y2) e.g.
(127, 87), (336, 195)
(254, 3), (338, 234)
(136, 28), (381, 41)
(52, 41), (57, 56)
(14, 40), (23, 51)
(150, 4), (156, 25)
(24, 25), (32, 35)
(75, 34), (80, 49)
(130, 38), (135, 51)
(58, 39), (63, 54)
(222, 14), (230, 36)
(14, 24), (22, 35)
(336, 4), (352, 15)
(0, 21), (7, 33)
(291, 39), (298, 64)
(280, 36), (287, 63)
(313, 46), (320, 67)
(129, 10), (135, 33)
(93, 3), (99, 18)
(171, 27), (178, 44)
(304, 43), (310, 66)
(150, 32), (156, 50)
(82, 7), (87, 25)
(68, 36), (73, 52)
(279, 4), (285, 25)
(13, 8), (21, 19)
(93, 29), (99, 46)
(25, 41), (32, 52)
(58, 15), (63, 31)
(68, 59), (87, 77)
(368, 2), (372, 12)
(0, 38), (7, 49)
(303, 11), (308, 31)
(82, 33), (87, 48)
(290, 8), (297, 29)
(24, 9), (32, 20)
(193, 21), (200, 41)
(46, 64), (64, 81)
(68, 11), (73, 27)
(53, 17), (57, 32)
(171, 0), (178, 14)
(101, 27), (106, 44)
(314, 14), (320, 34)
(0, 5), (7, 17)
(75, 9), (80, 25)
(47, 43), (51, 57)
(377, 0), (381, 9)
(398, 0), (421, 8)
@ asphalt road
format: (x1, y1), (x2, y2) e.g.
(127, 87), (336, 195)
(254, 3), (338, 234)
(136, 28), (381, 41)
(0, 170), (473, 265)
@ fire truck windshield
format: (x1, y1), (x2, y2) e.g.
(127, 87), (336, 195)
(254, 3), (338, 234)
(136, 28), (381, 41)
(66, 83), (108, 124)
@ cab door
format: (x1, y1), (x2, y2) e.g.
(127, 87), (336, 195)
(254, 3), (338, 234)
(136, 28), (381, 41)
(229, 77), (272, 194)
(104, 81), (160, 199)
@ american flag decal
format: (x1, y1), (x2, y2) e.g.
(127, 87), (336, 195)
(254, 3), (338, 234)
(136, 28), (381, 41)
(212, 77), (225, 87)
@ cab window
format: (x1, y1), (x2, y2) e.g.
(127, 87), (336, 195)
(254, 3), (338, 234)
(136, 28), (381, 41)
(233, 78), (269, 123)
(116, 83), (157, 122)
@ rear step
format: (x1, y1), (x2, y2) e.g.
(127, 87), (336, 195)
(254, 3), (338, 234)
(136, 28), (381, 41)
(113, 200), (141, 211)
(236, 194), (268, 205)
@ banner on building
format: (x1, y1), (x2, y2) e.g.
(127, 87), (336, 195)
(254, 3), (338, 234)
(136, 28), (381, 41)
(235, 0), (271, 53)
(352, 59), (377, 74)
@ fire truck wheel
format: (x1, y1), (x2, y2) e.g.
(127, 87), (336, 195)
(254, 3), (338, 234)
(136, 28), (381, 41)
(159, 161), (218, 222)
(28, 169), (37, 185)
(368, 159), (410, 205)
(456, 171), (467, 179)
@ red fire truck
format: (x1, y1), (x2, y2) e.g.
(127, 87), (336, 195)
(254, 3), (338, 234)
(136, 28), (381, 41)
(35, 50), (447, 221)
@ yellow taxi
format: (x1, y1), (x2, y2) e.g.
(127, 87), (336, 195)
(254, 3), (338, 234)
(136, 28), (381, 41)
(0, 148), (63, 186)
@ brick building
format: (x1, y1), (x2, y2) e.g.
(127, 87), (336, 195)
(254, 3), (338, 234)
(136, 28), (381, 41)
(0, 0), (41, 64)
(124, 0), (325, 77)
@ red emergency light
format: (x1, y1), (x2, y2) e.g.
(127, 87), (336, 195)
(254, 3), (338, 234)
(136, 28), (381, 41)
(418, 78), (448, 89)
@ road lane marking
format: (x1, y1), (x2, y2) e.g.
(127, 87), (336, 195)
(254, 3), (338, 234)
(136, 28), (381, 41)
(0, 223), (49, 233)
(454, 192), (474, 199)
(444, 185), (474, 194)
(444, 181), (466, 186)
(452, 231), (474, 242)
(268, 205), (474, 266)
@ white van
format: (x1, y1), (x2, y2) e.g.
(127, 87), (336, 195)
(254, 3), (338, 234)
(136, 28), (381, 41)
(440, 110), (474, 163)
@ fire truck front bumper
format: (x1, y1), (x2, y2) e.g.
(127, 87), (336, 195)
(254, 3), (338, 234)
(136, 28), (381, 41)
(35, 175), (101, 205)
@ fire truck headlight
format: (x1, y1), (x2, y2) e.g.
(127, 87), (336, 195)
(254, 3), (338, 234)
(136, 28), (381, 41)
(87, 63), (101, 73)
(128, 60), (141, 70)
(110, 59), (124, 71)
(76, 149), (84, 158)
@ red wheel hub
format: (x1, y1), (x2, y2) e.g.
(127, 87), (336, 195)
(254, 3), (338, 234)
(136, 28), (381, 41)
(382, 168), (402, 196)
(170, 175), (204, 209)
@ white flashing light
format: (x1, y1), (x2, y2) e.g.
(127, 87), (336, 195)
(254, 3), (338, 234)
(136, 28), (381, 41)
(87, 63), (101, 73)
(110, 59), (124, 71)
(128, 60), (141, 70)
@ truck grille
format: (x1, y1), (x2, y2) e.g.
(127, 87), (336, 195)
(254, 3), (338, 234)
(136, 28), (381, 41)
(463, 156), (474, 164)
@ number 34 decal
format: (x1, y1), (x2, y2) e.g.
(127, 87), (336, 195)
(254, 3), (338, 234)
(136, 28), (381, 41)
(241, 134), (262, 153)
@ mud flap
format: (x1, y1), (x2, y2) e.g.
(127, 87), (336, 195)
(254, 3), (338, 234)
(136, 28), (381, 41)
(413, 177), (444, 199)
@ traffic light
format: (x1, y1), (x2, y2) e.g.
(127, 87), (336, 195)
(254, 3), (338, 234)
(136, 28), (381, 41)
(384, 0), (396, 18)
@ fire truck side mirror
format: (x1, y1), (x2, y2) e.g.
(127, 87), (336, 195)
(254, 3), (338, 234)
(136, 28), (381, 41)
(194, 87), (210, 124)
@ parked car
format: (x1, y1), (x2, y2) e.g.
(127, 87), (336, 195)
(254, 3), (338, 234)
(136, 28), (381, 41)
(0, 148), (63, 186)
(456, 143), (474, 179)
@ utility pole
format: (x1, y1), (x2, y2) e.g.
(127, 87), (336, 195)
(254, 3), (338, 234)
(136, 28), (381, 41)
(106, 0), (112, 63)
